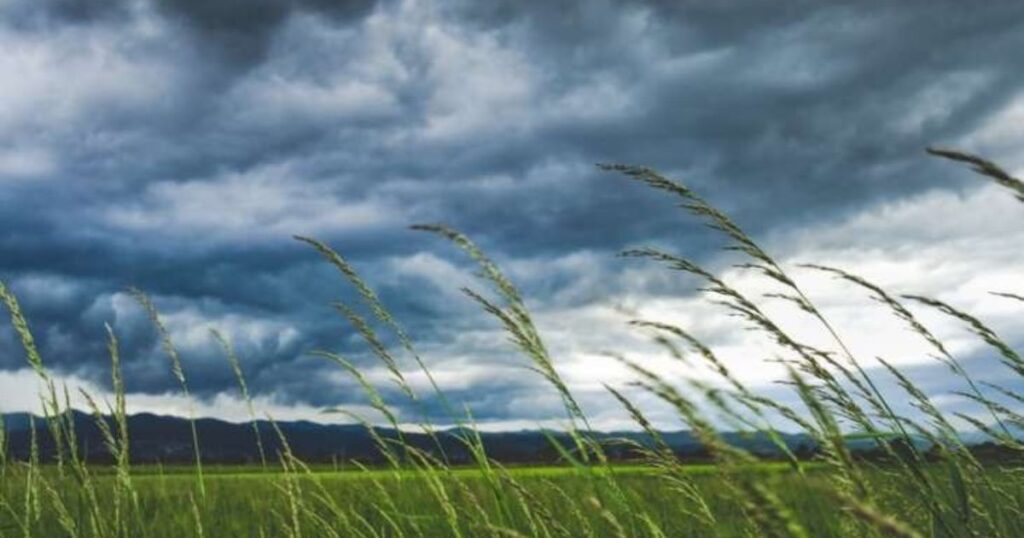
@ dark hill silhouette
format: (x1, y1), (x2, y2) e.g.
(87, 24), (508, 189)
(0, 411), (997, 465)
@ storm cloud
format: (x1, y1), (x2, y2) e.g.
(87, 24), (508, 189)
(2, 0), (1024, 429)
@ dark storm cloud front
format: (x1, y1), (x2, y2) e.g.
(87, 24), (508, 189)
(1, 0), (1023, 423)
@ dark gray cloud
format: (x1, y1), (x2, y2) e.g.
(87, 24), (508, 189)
(153, 0), (378, 68)
(1, 0), (1024, 427)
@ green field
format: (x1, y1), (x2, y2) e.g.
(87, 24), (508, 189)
(3, 463), (1022, 537)
(3, 149), (1024, 537)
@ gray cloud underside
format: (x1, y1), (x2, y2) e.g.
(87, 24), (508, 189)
(2, 0), (1024, 427)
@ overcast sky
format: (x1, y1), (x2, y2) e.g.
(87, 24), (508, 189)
(2, 0), (1024, 430)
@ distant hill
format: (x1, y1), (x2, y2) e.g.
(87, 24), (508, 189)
(0, 411), (1000, 465)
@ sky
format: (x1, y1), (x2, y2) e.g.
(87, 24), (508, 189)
(2, 0), (1024, 431)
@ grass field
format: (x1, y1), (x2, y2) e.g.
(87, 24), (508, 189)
(5, 463), (1023, 538)
(0, 464), (803, 537)
(2, 148), (1024, 537)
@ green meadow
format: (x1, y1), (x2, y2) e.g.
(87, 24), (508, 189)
(2, 148), (1024, 537)
(3, 463), (1024, 537)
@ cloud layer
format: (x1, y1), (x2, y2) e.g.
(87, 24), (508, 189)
(2, 0), (1024, 429)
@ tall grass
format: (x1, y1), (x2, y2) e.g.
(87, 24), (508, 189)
(0, 148), (1022, 536)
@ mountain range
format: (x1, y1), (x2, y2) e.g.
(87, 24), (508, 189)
(0, 411), (993, 465)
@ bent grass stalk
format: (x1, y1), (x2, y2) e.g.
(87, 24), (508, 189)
(130, 289), (206, 499)
(211, 329), (268, 468)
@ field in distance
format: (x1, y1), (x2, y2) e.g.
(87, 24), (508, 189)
(3, 462), (1021, 537)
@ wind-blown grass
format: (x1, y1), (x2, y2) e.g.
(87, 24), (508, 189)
(0, 148), (1023, 537)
